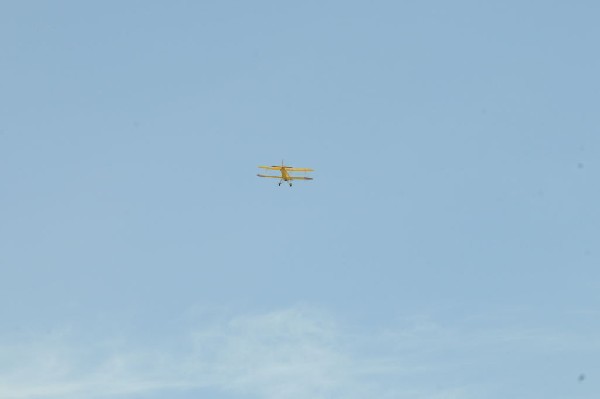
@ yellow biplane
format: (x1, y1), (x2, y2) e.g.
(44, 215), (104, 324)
(257, 161), (314, 186)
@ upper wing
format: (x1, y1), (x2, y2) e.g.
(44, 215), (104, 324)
(288, 176), (313, 180)
(258, 165), (313, 172)
(258, 166), (280, 170)
(285, 167), (314, 172)
(257, 174), (282, 178)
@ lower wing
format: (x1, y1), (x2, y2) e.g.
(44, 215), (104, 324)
(288, 176), (313, 180)
(257, 174), (282, 178)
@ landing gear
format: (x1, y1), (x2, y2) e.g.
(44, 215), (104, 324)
(289, 182), (293, 187)
(278, 182), (281, 186)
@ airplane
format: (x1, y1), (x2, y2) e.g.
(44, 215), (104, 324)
(257, 161), (314, 187)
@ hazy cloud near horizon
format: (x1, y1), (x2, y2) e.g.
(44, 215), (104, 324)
(1, 305), (597, 399)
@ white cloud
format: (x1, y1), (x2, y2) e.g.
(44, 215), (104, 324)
(186, 307), (359, 399)
(0, 305), (597, 399)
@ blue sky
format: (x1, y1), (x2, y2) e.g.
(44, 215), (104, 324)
(1, 1), (599, 398)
